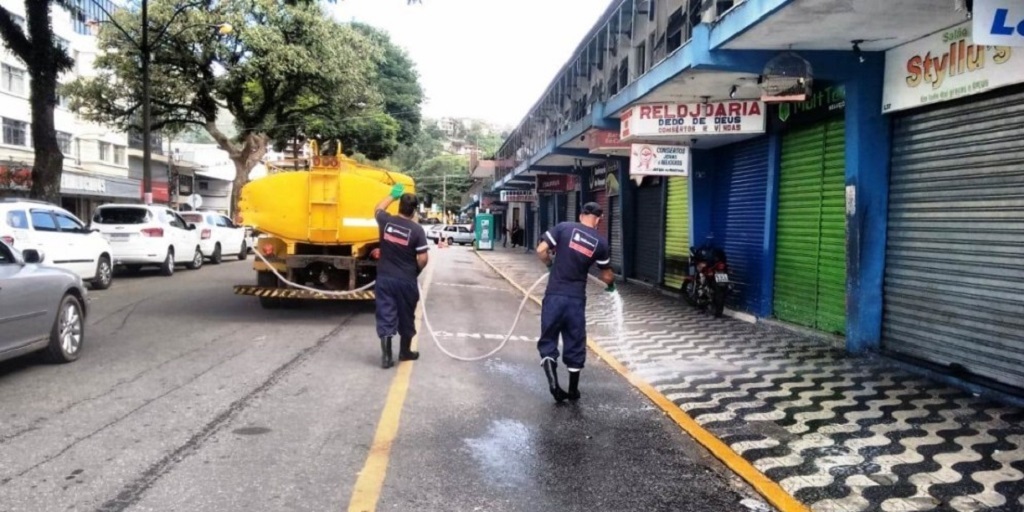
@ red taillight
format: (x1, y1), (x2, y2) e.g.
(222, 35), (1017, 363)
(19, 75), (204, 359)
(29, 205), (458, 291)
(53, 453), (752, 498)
(1, 235), (13, 246)
(141, 228), (164, 237)
(261, 244), (275, 256)
(715, 262), (726, 271)
(201, 229), (212, 240)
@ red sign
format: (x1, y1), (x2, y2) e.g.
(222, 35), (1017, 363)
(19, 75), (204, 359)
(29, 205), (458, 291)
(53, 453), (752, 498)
(536, 174), (574, 193)
(144, 182), (170, 203)
(0, 164), (33, 191)
(587, 129), (631, 154)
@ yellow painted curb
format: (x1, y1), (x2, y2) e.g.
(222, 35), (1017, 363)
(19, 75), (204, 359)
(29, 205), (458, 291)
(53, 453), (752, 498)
(473, 251), (809, 512)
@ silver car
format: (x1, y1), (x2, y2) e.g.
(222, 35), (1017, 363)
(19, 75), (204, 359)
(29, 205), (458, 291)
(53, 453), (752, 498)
(0, 240), (87, 364)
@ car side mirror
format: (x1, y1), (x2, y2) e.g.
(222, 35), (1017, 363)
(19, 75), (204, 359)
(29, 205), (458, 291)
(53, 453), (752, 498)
(188, 224), (196, 230)
(22, 249), (44, 264)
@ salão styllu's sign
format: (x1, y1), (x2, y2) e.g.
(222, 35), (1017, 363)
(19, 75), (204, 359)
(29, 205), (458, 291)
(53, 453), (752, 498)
(882, 21), (1024, 113)
(619, 100), (766, 140)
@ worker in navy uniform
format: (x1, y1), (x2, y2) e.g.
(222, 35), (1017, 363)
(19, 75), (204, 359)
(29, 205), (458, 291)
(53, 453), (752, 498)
(374, 184), (429, 369)
(534, 202), (615, 402)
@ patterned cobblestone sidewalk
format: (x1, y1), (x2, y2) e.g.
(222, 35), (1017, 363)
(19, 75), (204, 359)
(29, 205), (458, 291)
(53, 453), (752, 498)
(477, 249), (1024, 512)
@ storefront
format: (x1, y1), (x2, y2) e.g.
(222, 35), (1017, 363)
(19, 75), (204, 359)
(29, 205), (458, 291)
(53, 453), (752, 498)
(662, 176), (690, 290)
(60, 171), (142, 220)
(879, 23), (1024, 389)
(711, 137), (770, 314)
(629, 177), (665, 284)
(591, 162), (622, 273)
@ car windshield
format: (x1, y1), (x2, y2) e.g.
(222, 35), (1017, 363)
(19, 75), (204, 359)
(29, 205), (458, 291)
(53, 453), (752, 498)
(180, 213), (204, 223)
(93, 207), (150, 224)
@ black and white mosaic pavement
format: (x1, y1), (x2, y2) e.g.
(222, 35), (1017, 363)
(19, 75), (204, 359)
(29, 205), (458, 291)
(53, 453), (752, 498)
(480, 251), (1024, 512)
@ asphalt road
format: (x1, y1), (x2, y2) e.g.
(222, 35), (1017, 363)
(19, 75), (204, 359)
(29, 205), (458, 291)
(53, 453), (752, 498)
(0, 247), (772, 512)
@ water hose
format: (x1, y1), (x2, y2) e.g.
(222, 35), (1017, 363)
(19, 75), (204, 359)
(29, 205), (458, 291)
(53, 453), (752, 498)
(251, 249), (551, 361)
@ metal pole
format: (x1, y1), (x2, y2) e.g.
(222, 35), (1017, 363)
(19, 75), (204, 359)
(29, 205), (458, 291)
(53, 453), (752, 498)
(442, 173), (447, 223)
(141, 0), (152, 205)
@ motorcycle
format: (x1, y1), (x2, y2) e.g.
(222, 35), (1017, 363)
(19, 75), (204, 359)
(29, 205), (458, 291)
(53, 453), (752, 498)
(681, 237), (731, 318)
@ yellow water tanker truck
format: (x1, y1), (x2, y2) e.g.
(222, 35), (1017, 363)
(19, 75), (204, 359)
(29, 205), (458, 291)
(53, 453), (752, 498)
(233, 142), (415, 308)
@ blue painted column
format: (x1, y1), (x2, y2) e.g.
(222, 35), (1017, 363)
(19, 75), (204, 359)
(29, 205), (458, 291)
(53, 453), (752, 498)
(844, 54), (891, 354)
(689, 149), (716, 245)
(757, 132), (783, 318)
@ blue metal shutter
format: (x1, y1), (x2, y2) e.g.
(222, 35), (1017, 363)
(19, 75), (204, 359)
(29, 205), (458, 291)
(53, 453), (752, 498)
(712, 137), (769, 314)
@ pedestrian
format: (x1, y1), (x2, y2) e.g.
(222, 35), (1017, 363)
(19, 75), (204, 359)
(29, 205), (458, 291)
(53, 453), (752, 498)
(374, 183), (429, 369)
(534, 202), (615, 402)
(501, 223), (508, 248)
(511, 220), (521, 248)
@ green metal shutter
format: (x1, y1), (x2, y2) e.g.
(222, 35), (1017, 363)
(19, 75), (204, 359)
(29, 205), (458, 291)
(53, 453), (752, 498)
(663, 177), (690, 290)
(774, 120), (847, 334)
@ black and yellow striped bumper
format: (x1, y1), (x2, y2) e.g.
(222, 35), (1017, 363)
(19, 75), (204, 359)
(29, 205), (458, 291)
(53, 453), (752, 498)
(233, 286), (375, 301)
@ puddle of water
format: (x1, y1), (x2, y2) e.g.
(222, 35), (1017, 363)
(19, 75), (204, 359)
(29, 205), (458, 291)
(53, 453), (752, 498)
(463, 419), (536, 489)
(609, 291), (625, 345)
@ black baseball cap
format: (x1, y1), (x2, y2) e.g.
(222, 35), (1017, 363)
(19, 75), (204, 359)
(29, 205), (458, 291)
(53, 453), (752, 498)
(581, 202), (603, 217)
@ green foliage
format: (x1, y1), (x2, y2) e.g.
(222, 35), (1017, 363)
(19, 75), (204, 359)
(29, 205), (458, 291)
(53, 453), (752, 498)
(409, 154), (472, 211)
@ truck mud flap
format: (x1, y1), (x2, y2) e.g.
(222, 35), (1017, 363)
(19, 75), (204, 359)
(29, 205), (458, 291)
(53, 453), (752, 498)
(233, 285), (375, 301)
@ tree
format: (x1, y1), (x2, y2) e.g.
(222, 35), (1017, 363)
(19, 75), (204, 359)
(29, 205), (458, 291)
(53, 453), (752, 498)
(65, 0), (380, 210)
(0, 1), (75, 202)
(409, 154), (471, 212)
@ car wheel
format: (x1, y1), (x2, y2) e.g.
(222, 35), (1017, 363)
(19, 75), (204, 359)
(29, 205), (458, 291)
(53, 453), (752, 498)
(238, 241), (247, 260)
(447, 237), (454, 246)
(160, 249), (175, 276)
(91, 255), (113, 290)
(210, 243), (222, 264)
(187, 246), (203, 270)
(44, 294), (84, 364)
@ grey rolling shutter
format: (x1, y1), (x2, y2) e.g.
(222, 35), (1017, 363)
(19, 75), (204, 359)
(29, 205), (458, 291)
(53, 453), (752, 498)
(884, 87), (1024, 388)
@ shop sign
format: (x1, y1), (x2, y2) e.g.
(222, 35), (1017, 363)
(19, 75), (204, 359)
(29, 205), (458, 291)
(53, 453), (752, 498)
(61, 173), (107, 195)
(0, 163), (32, 191)
(619, 100), (766, 140)
(501, 190), (537, 203)
(771, 84), (846, 131)
(973, 0), (1024, 47)
(591, 164), (610, 190)
(143, 181), (170, 203)
(536, 174), (574, 193)
(628, 144), (690, 184)
(586, 129), (631, 154)
(882, 21), (1024, 113)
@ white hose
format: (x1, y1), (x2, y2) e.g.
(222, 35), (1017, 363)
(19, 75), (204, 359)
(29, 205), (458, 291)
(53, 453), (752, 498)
(251, 247), (551, 362)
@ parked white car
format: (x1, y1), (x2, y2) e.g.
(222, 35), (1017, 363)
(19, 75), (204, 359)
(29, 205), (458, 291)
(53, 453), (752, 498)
(428, 224), (475, 246)
(0, 199), (114, 289)
(91, 204), (204, 276)
(179, 211), (248, 264)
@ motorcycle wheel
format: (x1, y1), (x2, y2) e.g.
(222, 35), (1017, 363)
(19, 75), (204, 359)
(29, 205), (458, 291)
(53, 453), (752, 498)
(710, 285), (727, 318)
(682, 279), (698, 307)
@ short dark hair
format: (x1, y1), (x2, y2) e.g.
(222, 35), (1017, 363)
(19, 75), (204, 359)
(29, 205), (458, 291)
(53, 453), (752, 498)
(581, 202), (603, 217)
(399, 193), (417, 216)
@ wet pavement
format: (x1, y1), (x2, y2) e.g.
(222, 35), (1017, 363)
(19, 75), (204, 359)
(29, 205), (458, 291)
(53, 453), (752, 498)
(0, 246), (768, 512)
(479, 248), (1024, 512)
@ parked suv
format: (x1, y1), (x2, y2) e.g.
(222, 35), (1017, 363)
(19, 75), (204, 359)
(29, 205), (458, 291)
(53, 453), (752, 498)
(91, 204), (204, 276)
(429, 224), (475, 246)
(180, 211), (248, 264)
(0, 199), (114, 289)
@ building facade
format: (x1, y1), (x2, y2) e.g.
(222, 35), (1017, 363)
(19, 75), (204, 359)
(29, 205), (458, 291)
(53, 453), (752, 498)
(483, 0), (1024, 397)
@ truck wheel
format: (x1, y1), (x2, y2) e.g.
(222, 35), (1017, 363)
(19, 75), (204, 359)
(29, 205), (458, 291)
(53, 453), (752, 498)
(257, 271), (283, 309)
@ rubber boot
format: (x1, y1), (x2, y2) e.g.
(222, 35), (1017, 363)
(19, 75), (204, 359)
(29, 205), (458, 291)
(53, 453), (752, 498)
(567, 371), (581, 401)
(399, 336), (419, 361)
(380, 337), (394, 369)
(542, 359), (568, 402)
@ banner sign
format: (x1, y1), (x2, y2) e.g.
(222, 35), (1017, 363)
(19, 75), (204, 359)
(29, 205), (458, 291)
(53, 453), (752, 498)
(882, 21), (1023, 113)
(973, 0), (1024, 47)
(536, 174), (574, 193)
(586, 129), (631, 154)
(620, 100), (766, 140)
(501, 190), (537, 203)
(628, 144), (690, 184)
(591, 163), (611, 190)
(0, 163), (32, 191)
(771, 84), (845, 131)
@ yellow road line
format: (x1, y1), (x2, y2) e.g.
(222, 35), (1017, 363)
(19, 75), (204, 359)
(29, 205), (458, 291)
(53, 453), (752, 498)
(473, 251), (809, 512)
(347, 263), (435, 512)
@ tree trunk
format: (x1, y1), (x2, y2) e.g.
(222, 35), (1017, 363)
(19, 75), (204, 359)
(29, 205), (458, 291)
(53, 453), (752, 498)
(25, 0), (63, 203)
(227, 133), (268, 219)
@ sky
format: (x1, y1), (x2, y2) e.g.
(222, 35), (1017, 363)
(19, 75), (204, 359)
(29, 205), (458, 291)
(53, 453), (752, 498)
(329, 0), (612, 128)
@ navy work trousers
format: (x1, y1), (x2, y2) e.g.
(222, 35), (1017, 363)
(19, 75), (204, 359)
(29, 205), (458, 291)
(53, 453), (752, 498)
(537, 294), (588, 370)
(375, 276), (419, 339)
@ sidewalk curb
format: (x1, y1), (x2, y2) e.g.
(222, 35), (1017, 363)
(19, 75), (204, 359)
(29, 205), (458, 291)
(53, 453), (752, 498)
(473, 250), (808, 512)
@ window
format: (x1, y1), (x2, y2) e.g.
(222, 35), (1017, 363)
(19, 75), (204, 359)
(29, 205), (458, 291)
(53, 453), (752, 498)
(54, 212), (85, 232)
(57, 132), (72, 155)
(167, 211), (186, 229)
(113, 145), (125, 165)
(30, 210), (59, 232)
(636, 41), (647, 76)
(98, 141), (110, 161)
(198, 181), (209, 191)
(6, 210), (28, 229)
(3, 118), (29, 147)
(2, 64), (25, 96)
(220, 216), (235, 228)
(180, 213), (203, 224)
(93, 207), (149, 224)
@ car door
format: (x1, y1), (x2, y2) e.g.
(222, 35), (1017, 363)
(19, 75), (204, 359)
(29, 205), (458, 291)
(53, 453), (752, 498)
(168, 210), (196, 257)
(219, 215), (244, 253)
(53, 210), (95, 278)
(458, 226), (473, 243)
(28, 209), (68, 266)
(0, 243), (50, 352)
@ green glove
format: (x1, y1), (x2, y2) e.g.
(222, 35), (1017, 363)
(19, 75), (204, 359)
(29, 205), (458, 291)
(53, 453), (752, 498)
(605, 282), (616, 293)
(390, 183), (405, 199)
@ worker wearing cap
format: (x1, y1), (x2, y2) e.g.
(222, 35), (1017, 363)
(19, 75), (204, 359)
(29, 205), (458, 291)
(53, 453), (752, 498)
(374, 184), (429, 369)
(534, 201), (615, 402)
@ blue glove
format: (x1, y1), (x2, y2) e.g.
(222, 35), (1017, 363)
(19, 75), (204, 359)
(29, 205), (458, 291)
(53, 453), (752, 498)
(605, 282), (616, 293)
(390, 183), (405, 199)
